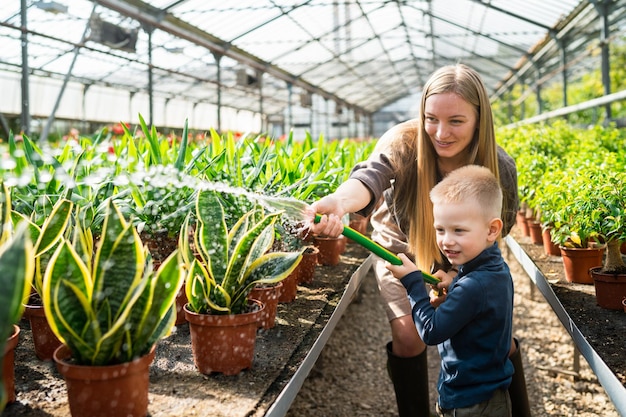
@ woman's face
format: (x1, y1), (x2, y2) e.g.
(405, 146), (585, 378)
(423, 92), (478, 162)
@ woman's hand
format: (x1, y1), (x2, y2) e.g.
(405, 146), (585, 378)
(308, 195), (346, 237)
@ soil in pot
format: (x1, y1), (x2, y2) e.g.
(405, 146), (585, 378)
(184, 300), (264, 375)
(2, 325), (19, 405)
(53, 344), (156, 417)
(590, 267), (626, 310)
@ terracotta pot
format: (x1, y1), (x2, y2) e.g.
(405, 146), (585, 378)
(516, 211), (529, 236)
(589, 267), (626, 310)
(297, 246), (319, 284)
(53, 344), (156, 417)
(175, 286), (188, 326)
(621, 241), (626, 255)
(249, 281), (283, 329)
(314, 236), (342, 266)
(23, 303), (63, 361)
(347, 214), (369, 243)
(339, 235), (347, 253)
(560, 245), (604, 284)
(527, 220), (543, 245)
(278, 270), (298, 303)
(623, 297), (626, 313)
(2, 325), (19, 405)
(542, 226), (561, 257)
(184, 300), (263, 375)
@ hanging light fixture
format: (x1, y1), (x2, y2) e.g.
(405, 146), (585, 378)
(33, 1), (68, 14)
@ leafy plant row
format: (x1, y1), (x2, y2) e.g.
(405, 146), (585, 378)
(499, 120), (626, 273)
(1, 117), (375, 239)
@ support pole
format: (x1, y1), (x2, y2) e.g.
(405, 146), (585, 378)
(597, 0), (612, 122)
(213, 53), (222, 133)
(146, 24), (154, 128)
(20, 0), (31, 136)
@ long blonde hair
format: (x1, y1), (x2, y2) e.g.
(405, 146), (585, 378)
(389, 64), (499, 271)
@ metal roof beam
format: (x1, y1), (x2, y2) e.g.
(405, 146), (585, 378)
(92, 0), (368, 114)
(468, 0), (553, 31)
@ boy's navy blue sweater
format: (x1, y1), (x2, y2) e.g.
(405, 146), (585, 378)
(401, 242), (514, 410)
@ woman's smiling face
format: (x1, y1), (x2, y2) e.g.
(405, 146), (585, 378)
(424, 92), (478, 161)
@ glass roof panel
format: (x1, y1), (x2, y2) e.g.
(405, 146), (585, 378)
(0, 0), (622, 134)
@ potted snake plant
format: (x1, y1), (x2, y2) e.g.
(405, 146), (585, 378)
(17, 197), (74, 360)
(180, 189), (303, 375)
(42, 199), (184, 417)
(0, 181), (35, 411)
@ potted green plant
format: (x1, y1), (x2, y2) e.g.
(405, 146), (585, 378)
(547, 167), (605, 284)
(42, 199), (184, 417)
(0, 182), (35, 411)
(180, 189), (303, 375)
(18, 197), (73, 360)
(581, 170), (626, 309)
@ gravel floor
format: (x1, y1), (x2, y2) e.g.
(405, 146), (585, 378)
(286, 244), (621, 417)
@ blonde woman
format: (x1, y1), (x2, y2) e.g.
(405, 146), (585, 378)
(310, 64), (529, 417)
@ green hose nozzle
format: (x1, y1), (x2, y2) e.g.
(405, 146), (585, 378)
(313, 214), (440, 285)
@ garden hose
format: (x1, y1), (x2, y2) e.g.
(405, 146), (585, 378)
(313, 214), (441, 285)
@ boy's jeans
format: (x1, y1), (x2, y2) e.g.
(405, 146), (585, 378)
(436, 389), (512, 417)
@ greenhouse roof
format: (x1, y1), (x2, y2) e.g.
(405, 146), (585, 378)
(1, 0), (625, 127)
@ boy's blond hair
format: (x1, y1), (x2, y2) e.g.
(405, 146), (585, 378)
(429, 165), (502, 221)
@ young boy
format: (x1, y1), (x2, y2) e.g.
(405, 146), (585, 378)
(386, 164), (514, 417)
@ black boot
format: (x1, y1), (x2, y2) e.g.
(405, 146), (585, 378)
(509, 338), (531, 417)
(386, 342), (432, 417)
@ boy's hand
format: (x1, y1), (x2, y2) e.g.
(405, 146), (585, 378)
(429, 269), (456, 307)
(385, 253), (418, 279)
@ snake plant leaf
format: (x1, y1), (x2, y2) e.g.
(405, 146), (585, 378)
(43, 239), (95, 363)
(196, 190), (228, 281)
(31, 199), (74, 296)
(228, 210), (253, 252)
(223, 211), (280, 293)
(185, 259), (215, 313)
(178, 214), (193, 266)
(0, 223), (34, 340)
(89, 222), (148, 364)
(231, 250), (302, 309)
(93, 201), (144, 319)
(131, 250), (183, 357)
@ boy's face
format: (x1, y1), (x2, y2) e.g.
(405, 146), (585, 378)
(433, 199), (498, 267)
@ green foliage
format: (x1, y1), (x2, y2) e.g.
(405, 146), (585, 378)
(180, 189), (303, 315)
(42, 200), (184, 366)
(0, 183), (34, 412)
(500, 121), (626, 272)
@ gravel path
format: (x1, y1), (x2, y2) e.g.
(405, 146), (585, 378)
(286, 245), (621, 417)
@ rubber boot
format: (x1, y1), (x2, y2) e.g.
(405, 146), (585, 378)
(509, 338), (532, 417)
(386, 342), (432, 417)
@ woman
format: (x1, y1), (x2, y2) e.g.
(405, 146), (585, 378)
(309, 64), (529, 417)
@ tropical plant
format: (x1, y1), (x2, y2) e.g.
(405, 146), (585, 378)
(42, 200), (184, 366)
(575, 169), (626, 273)
(179, 189), (303, 315)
